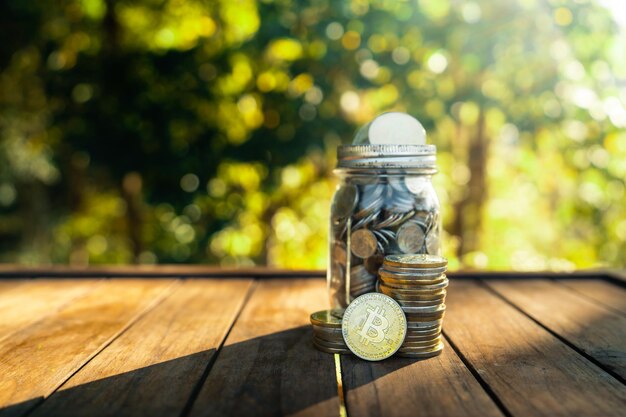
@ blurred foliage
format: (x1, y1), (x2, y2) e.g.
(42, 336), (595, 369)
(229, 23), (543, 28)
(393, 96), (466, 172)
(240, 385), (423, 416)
(0, 0), (624, 270)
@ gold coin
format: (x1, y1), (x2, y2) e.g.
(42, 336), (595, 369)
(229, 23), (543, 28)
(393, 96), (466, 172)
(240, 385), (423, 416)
(406, 318), (443, 329)
(314, 337), (348, 349)
(378, 270), (446, 285)
(350, 229), (378, 258)
(396, 342), (444, 358)
(405, 311), (445, 322)
(342, 293), (407, 361)
(384, 254), (447, 268)
(313, 340), (351, 354)
(378, 284), (446, 300)
(402, 336), (441, 348)
(332, 242), (348, 264)
(405, 332), (441, 342)
(380, 277), (449, 291)
(398, 341), (444, 352)
(310, 309), (344, 328)
(364, 252), (384, 274)
(313, 325), (344, 339)
(393, 297), (445, 308)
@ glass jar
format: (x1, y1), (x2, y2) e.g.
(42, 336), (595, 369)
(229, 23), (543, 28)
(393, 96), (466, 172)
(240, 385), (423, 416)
(327, 144), (441, 308)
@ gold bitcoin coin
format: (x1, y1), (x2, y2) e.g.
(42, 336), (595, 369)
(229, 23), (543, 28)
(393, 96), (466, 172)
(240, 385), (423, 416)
(342, 292), (407, 361)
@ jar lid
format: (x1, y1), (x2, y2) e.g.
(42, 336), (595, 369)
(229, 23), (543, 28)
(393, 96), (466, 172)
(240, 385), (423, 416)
(336, 144), (437, 171)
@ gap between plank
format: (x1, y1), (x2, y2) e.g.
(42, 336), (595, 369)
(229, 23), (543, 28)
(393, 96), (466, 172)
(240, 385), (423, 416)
(550, 278), (626, 318)
(442, 331), (514, 417)
(179, 279), (259, 417)
(479, 280), (626, 386)
(334, 354), (348, 417)
(0, 278), (107, 346)
(20, 278), (182, 417)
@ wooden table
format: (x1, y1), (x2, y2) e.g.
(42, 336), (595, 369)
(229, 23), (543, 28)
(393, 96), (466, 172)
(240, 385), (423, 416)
(0, 267), (624, 417)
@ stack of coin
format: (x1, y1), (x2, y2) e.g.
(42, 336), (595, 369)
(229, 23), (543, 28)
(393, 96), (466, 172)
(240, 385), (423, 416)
(310, 309), (351, 354)
(377, 254), (448, 358)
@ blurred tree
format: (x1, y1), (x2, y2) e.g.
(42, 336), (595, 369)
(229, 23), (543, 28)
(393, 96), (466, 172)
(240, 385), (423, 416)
(0, 0), (624, 269)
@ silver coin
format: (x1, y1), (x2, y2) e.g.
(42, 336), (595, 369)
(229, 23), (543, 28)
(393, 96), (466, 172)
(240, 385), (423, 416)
(405, 328), (442, 339)
(379, 264), (447, 277)
(404, 176), (425, 194)
(402, 303), (446, 315)
(425, 231), (440, 255)
(396, 221), (426, 254)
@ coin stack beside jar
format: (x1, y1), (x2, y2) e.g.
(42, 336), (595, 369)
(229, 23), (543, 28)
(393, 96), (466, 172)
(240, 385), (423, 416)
(377, 254), (448, 358)
(310, 309), (351, 354)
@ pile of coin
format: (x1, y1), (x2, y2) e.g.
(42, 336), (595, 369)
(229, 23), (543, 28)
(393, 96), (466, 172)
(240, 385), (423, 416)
(377, 254), (448, 358)
(329, 178), (441, 307)
(310, 309), (351, 354)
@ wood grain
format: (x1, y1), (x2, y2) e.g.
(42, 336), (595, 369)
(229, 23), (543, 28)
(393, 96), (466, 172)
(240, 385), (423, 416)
(0, 279), (176, 417)
(558, 279), (626, 315)
(341, 337), (505, 417)
(486, 279), (626, 379)
(28, 279), (253, 417)
(0, 279), (101, 342)
(444, 280), (626, 417)
(187, 279), (339, 417)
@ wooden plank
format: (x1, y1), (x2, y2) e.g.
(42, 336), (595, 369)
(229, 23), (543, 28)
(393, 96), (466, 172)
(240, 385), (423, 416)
(558, 279), (626, 315)
(0, 279), (101, 342)
(341, 337), (505, 417)
(188, 279), (340, 417)
(444, 280), (626, 417)
(486, 279), (626, 380)
(27, 279), (253, 417)
(0, 279), (176, 417)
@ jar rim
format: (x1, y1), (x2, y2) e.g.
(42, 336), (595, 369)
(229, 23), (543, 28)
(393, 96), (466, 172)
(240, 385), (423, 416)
(337, 144), (437, 170)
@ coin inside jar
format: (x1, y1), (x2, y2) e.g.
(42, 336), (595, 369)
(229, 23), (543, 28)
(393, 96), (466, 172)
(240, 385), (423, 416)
(332, 184), (359, 218)
(350, 229), (378, 258)
(396, 222), (426, 253)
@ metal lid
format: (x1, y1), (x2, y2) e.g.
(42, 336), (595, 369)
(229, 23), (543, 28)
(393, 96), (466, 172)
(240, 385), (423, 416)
(337, 144), (437, 171)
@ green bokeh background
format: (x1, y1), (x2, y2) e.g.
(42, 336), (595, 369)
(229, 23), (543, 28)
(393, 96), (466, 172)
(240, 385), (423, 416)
(0, 0), (624, 270)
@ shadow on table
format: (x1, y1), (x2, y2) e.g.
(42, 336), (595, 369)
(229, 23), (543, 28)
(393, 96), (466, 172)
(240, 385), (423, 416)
(0, 325), (415, 417)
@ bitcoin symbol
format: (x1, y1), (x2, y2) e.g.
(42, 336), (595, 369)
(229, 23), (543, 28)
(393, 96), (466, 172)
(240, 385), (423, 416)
(358, 306), (389, 345)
